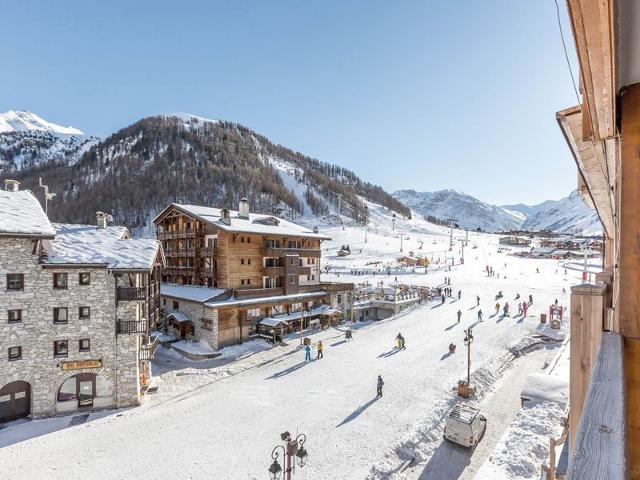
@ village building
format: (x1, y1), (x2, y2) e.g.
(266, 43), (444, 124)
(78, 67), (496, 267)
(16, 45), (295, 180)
(153, 200), (354, 349)
(498, 235), (531, 247)
(353, 283), (431, 321)
(0, 180), (164, 423)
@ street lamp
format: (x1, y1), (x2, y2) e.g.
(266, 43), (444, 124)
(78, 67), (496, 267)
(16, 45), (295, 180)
(268, 431), (308, 479)
(464, 328), (474, 386)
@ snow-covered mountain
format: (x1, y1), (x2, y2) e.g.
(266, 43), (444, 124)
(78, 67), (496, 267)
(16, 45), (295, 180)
(0, 111), (99, 173)
(393, 189), (525, 232)
(393, 188), (601, 235)
(507, 191), (601, 234)
(0, 110), (83, 135)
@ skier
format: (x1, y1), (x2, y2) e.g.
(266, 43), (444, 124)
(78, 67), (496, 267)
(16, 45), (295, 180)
(495, 302), (500, 314)
(503, 302), (509, 317)
(457, 309), (462, 323)
(517, 303), (523, 316)
(477, 309), (483, 322)
(449, 343), (456, 353)
(317, 340), (324, 359)
(476, 295), (480, 306)
(554, 298), (559, 305)
(345, 329), (353, 341)
(376, 375), (384, 398)
(396, 333), (403, 349)
(562, 287), (567, 295)
(442, 294), (446, 305)
(536, 268), (540, 273)
(458, 290), (461, 300)
(304, 344), (311, 362)
(515, 293), (520, 300)
(528, 294), (533, 304)
(522, 302), (528, 317)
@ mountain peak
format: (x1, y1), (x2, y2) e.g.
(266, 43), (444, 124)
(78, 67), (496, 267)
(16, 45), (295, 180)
(0, 110), (84, 135)
(158, 112), (220, 125)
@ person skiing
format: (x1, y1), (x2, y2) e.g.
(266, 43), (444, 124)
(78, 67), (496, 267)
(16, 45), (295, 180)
(377, 375), (384, 398)
(562, 287), (567, 295)
(528, 294), (533, 304)
(517, 303), (523, 316)
(457, 290), (461, 300)
(457, 309), (462, 323)
(503, 302), (509, 316)
(554, 298), (559, 305)
(345, 329), (353, 341)
(515, 293), (520, 300)
(476, 295), (480, 306)
(536, 268), (540, 273)
(396, 333), (403, 349)
(477, 309), (483, 322)
(304, 344), (311, 362)
(449, 342), (456, 353)
(316, 340), (324, 359)
(495, 302), (500, 314)
(442, 294), (446, 305)
(522, 302), (528, 317)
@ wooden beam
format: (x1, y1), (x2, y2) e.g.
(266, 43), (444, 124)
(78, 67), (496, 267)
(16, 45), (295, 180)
(620, 82), (640, 478)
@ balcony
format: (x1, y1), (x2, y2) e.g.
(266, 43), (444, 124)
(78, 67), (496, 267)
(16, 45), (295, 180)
(139, 337), (159, 361)
(298, 266), (312, 275)
(157, 228), (204, 240)
(263, 266), (285, 276)
(117, 319), (148, 334)
(235, 287), (284, 300)
(264, 246), (321, 258)
(566, 332), (625, 479)
(198, 246), (218, 256)
(164, 266), (196, 276)
(164, 249), (196, 257)
(117, 287), (147, 302)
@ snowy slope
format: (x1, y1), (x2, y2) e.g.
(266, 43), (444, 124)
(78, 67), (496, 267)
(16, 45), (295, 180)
(393, 189), (524, 232)
(394, 189), (602, 235)
(512, 191), (601, 235)
(0, 110), (83, 135)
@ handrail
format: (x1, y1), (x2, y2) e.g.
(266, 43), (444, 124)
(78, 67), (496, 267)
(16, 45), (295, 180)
(566, 332), (626, 479)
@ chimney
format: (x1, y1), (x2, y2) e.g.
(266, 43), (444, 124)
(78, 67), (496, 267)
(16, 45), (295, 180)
(3, 179), (20, 192)
(238, 198), (249, 219)
(220, 208), (231, 225)
(313, 226), (319, 234)
(96, 211), (112, 229)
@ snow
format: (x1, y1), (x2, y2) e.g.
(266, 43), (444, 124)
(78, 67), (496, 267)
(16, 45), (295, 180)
(156, 203), (330, 239)
(166, 311), (190, 322)
(259, 304), (341, 325)
(0, 110), (83, 135)
(43, 223), (161, 270)
(520, 373), (568, 407)
(0, 189), (55, 237)
(0, 201), (584, 480)
(161, 283), (226, 302)
(172, 339), (216, 355)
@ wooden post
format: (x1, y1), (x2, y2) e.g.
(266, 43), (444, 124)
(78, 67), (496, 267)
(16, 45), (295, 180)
(620, 83), (640, 478)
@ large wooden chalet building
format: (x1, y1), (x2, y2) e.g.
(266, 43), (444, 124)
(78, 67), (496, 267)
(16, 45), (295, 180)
(153, 199), (353, 349)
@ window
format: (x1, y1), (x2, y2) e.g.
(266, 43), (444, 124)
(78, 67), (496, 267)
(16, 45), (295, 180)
(54, 340), (68, 357)
(173, 301), (179, 310)
(53, 308), (68, 324)
(8, 346), (22, 361)
(241, 258), (245, 265)
(6, 274), (24, 291)
(290, 257), (296, 265)
(53, 273), (68, 289)
(240, 237), (245, 243)
(247, 308), (261, 318)
(247, 237), (250, 243)
(312, 275), (315, 281)
(289, 275), (296, 285)
(8, 309), (22, 323)
(79, 339), (90, 352)
(337, 295), (342, 304)
(247, 259), (251, 265)
(79, 306), (90, 319)
(163, 299), (166, 306)
(79, 272), (91, 285)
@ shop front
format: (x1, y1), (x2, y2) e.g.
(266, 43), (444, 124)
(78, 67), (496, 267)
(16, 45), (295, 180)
(56, 372), (113, 414)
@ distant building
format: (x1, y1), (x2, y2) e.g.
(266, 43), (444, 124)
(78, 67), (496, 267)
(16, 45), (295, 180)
(499, 236), (531, 246)
(0, 181), (164, 422)
(153, 199), (354, 348)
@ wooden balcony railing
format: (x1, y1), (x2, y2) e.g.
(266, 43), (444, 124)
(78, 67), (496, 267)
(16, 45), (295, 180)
(264, 246), (321, 258)
(157, 228), (204, 240)
(263, 266), (285, 276)
(234, 287), (284, 300)
(164, 249), (196, 257)
(198, 246), (218, 256)
(139, 337), (159, 361)
(566, 332), (626, 479)
(117, 319), (148, 334)
(117, 287), (147, 302)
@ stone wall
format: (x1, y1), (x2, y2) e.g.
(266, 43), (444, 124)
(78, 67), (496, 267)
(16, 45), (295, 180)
(0, 237), (145, 418)
(162, 297), (219, 350)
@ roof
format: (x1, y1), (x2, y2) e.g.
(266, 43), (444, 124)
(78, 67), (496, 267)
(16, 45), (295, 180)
(42, 223), (162, 270)
(521, 373), (569, 407)
(448, 403), (480, 424)
(205, 290), (327, 308)
(258, 304), (340, 326)
(154, 203), (330, 240)
(0, 189), (56, 238)
(167, 311), (191, 323)
(161, 283), (227, 302)
(258, 318), (288, 327)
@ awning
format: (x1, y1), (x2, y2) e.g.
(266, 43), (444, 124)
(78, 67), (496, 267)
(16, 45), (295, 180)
(167, 311), (191, 323)
(258, 318), (287, 328)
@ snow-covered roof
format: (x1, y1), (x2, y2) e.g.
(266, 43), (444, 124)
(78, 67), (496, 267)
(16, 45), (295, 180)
(0, 189), (56, 238)
(167, 311), (190, 323)
(258, 317), (288, 327)
(521, 373), (569, 407)
(155, 203), (330, 240)
(205, 290), (326, 308)
(161, 283), (227, 302)
(42, 223), (162, 270)
(258, 304), (341, 326)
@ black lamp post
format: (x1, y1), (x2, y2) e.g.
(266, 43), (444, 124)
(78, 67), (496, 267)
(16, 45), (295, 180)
(268, 432), (308, 480)
(464, 327), (474, 386)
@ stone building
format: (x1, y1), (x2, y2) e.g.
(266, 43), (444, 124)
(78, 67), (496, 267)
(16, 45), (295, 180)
(0, 181), (164, 422)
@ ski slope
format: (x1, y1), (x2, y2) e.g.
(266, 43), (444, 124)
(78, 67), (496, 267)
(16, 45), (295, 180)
(0, 205), (583, 480)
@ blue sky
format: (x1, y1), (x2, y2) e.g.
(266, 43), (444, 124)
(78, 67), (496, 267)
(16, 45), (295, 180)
(0, 0), (579, 205)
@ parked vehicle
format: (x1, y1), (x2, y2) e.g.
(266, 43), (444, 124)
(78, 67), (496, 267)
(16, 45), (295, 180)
(443, 403), (487, 448)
